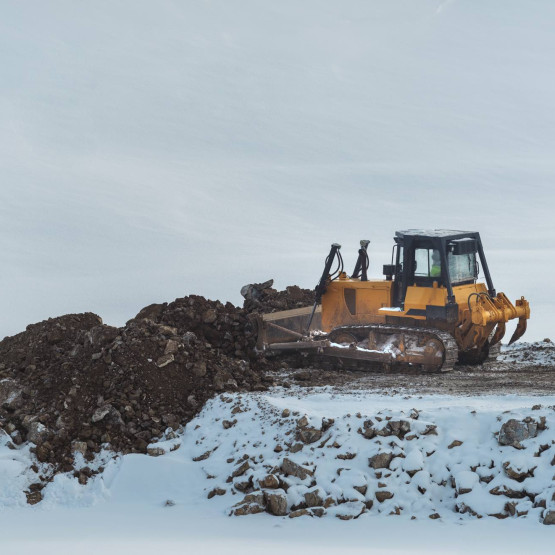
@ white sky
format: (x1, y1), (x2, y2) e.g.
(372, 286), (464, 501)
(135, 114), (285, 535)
(1, 1), (553, 341)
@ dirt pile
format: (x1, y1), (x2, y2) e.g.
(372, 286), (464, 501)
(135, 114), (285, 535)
(0, 286), (313, 496)
(241, 280), (314, 314)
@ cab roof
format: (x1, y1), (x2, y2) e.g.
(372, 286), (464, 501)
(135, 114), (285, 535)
(395, 229), (479, 240)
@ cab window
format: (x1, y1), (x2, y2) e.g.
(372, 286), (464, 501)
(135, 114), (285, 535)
(415, 248), (441, 277)
(448, 251), (476, 284)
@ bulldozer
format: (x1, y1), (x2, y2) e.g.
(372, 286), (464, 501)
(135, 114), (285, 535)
(251, 230), (530, 372)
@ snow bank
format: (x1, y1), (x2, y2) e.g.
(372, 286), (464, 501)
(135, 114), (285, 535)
(2, 390), (555, 553)
(3, 389), (555, 525)
(185, 390), (555, 523)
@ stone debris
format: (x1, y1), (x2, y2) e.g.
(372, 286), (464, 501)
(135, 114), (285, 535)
(304, 488), (325, 507)
(265, 490), (288, 516)
(192, 394), (555, 524)
(498, 418), (539, 449)
(368, 452), (394, 470)
(207, 487), (226, 499)
(258, 474), (279, 489)
(281, 457), (314, 480)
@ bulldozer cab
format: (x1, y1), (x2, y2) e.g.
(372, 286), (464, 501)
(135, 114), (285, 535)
(388, 230), (496, 309)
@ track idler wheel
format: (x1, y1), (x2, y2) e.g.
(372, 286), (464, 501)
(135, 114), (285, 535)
(328, 330), (358, 347)
(421, 337), (445, 371)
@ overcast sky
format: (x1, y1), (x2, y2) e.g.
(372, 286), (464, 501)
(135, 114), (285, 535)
(1, 1), (554, 341)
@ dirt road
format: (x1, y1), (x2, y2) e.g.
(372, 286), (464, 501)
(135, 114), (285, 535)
(273, 343), (555, 396)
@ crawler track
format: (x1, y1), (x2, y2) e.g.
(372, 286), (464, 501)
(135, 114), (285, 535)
(319, 324), (459, 373)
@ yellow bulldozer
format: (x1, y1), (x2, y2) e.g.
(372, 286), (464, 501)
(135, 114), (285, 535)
(252, 230), (530, 372)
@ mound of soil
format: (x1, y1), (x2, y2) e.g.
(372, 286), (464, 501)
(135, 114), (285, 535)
(0, 284), (314, 494)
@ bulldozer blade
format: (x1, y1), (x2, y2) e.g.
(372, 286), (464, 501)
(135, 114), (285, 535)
(508, 317), (527, 345)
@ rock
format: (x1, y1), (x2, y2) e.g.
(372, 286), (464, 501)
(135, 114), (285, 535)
(11, 430), (23, 446)
(296, 427), (322, 444)
(222, 419), (236, 429)
(321, 418), (335, 432)
(274, 444), (283, 453)
(281, 409), (290, 418)
(258, 474), (279, 489)
(265, 490), (288, 516)
(164, 339), (179, 355)
(234, 478), (253, 492)
(423, 424), (438, 436)
(27, 422), (49, 444)
(310, 507), (325, 517)
(233, 503), (265, 516)
(156, 353), (175, 368)
(192, 449), (212, 462)
(368, 452), (394, 470)
(0, 379), (22, 410)
(91, 405), (112, 423)
(214, 369), (233, 391)
(448, 440), (463, 449)
(499, 418), (538, 448)
(503, 462), (535, 482)
(26, 491), (43, 505)
(147, 446), (165, 457)
(192, 362), (207, 377)
(207, 487), (226, 499)
(289, 443), (303, 453)
(22, 414), (39, 432)
(375, 491), (394, 503)
(455, 471), (478, 494)
(337, 452), (356, 460)
(359, 419), (376, 439)
(543, 510), (555, 525)
(231, 461), (250, 478)
(387, 420), (411, 439)
(429, 513), (441, 519)
(289, 508), (310, 518)
(296, 415), (309, 428)
(489, 485), (527, 499)
(242, 491), (265, 505)
(240, 280), (274, 301)
(304, 488), (325, 507)
(71, 441), (88, 455)
(334, 501), (366, 520)
(203, 309), (218, 324)
(281, 458), (314, 480)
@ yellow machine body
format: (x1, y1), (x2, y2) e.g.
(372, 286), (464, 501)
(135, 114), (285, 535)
(321, 274), (529, 355)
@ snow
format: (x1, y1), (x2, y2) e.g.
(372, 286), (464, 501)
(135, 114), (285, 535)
(2, 389), (555, 552)
(499, 340), (555, 366)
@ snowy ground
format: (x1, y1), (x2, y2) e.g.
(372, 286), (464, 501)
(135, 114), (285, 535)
(2, 388), (555, 554)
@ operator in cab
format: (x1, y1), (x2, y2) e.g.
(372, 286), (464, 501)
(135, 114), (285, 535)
(430, 250), (441, 277)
